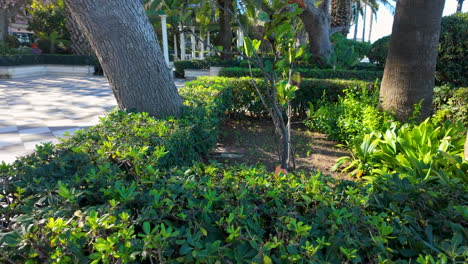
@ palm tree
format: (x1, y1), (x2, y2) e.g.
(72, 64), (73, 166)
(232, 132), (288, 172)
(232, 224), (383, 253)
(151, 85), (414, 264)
(457, 0), (464, 12)
(379, 0), (445, 121)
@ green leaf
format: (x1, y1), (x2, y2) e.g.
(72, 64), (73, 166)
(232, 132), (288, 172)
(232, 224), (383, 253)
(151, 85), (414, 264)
(143, 222), (151, 235)
(259, 11), (270, 22)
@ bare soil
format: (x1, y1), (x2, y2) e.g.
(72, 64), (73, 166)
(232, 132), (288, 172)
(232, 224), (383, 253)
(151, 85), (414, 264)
(209, 118), (352, 180)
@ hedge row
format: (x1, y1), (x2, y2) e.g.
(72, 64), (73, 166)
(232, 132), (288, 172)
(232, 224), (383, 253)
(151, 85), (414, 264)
(185, 76), (375, 116)
(218, 67), (384, 81)
(0, 54), (98, 66)
(174, 58), (241, 77)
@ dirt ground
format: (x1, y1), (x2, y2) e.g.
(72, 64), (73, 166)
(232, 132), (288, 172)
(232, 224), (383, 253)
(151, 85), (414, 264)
(209, 118), (352, 180)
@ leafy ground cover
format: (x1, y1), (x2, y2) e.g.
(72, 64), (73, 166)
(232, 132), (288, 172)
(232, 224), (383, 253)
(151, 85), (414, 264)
(0, 76), (467, 263)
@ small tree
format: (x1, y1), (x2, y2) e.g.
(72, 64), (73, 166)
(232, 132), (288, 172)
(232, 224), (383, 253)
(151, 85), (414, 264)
(0, 0), (27, 42)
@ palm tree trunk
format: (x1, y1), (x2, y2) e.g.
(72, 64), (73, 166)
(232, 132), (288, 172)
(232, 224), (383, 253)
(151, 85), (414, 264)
(379, 0), (446, 122)
(368, 9), (373, 42)
(353, 9), (359, 41)
(65, 0), (182, 118)
(457, 0), (464, 12)
(217, 0), (233, 60)
(361, 3), (366, 42)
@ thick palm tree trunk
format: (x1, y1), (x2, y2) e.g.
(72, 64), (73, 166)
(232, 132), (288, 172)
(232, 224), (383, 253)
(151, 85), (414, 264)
(331, 0), (352, 35)
(65, 0), (182, 118)
(379, 0), (445, 122)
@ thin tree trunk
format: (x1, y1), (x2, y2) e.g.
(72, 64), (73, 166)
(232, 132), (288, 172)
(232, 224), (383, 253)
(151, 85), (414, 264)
(379, 0), (446, 122)
(218, 0), (233, 60)
(65, 0), (182, 118)
(457, 0), (464, 12)
(64, 4), (93, 55)
(0, 1), (26, 42)
(368, 9), (373, 42)
(0, 10), (8, 42)
(362, 3), (366, 42)
(353, 10), (359, 41)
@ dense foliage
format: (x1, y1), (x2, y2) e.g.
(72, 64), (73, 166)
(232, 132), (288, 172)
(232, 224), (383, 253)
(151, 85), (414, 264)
(330, 33), (371, 70)
(433, 86), (468, 125)
(218, 67), (383, 81)
(1, 77), (467, 263)
(305, 83), (394, 143)
(367, 35), (391, 67)
(437, 12), (468, 87)
(335, 119), (468, 183)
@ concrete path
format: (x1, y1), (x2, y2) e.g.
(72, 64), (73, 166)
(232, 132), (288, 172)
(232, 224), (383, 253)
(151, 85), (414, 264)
(0, 76), (186, 164)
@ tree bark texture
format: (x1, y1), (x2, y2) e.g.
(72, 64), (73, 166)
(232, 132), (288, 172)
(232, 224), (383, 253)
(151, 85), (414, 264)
(217, 0), (233, 60)
(64, 3), (93, 55)
(0, 9), (8, 41)
(298, 0), (333, 65)
(65, 0), (182, 118)
(379, 0), (445, 122)
(331, 0), (352, 35)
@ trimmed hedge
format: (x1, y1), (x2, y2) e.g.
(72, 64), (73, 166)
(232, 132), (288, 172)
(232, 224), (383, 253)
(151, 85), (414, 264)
(218, 67), (383, 81)
(0, 54), (97, 66)
(437, 12), (468, 87)
(185, 77), (375, 116)
(174, 58), (241, 77)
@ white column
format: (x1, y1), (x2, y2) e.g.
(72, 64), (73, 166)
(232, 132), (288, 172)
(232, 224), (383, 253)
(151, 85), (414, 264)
(174, 34), (178, 61)
(200, 38), (205, 59)
(207, 31), (211, 57)
(190, 26), (196, 59)
(180, 26), (186, 61)
(237, 28), (244, 49)
(160, 15), (169, 66)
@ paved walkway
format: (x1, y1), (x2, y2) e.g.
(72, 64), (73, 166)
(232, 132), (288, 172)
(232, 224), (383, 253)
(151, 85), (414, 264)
(0, 76), (186, 164)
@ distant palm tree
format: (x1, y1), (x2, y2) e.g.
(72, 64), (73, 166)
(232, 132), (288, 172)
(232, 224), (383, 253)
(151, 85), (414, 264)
(457, 0), (464, 12)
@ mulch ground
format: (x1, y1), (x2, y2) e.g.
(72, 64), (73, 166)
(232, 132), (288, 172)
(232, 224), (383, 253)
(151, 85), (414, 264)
(208, 117), (352, 180)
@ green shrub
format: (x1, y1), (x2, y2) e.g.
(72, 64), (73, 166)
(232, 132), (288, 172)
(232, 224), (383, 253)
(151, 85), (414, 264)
(335, 119), (468, 184)
(1, 159), (466, 263)
(185, 77), (374, 116)
(330, 33), (371, 69)
(437, 12), (468, 86)
(0, 72), (466, 263)
(5, 35), (20, 48)
(367, 35), (391, 66)
(219, 67), (383, 81)
(433, 86), (468, 126)
(305, 84), (394, 143)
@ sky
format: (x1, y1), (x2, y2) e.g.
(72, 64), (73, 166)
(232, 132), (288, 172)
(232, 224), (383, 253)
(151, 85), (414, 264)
(347, 1), (468, 43)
